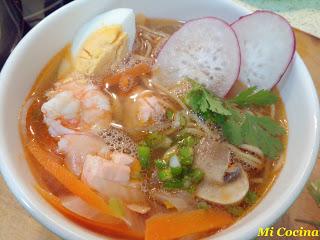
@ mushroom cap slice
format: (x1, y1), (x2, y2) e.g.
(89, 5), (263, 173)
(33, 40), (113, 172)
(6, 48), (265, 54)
(196, 166), (249, 205)
(194, 137), (231, 184)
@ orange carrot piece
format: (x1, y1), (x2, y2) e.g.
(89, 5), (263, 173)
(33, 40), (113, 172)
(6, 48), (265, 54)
(106, 63), (151, 86)
(27, 141), (112, 216)
(145, 209), (234, 240)
(37, 186), (144, 240)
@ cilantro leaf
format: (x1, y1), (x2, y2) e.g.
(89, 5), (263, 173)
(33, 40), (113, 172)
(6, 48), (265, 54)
(241, 114), (284, 159)
(308, 179), (320, 205)
(221, 109), (244, 145)
(186, 89), (207, 112)
(256, 116), (286, 136)
(222, 112), (285, 159)
(184, 80), (285, 160)
(230, 87), (278, 107)
(202, 111), (226, 125)
(204, 91), (230, 115)
(185, 83), (231, 118)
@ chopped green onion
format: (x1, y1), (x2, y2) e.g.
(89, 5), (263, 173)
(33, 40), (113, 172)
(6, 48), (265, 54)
(187, 185), (196, 193)
(226, 206), (244, 217)
(163, 146), (177, 161)
(179, 115), (187, 127)
(108, 198), (125, 218)
(244, 191), (258, 205)
(146, 132), (163, 147)
(163, 179), (183, 189)
(178, 146), (193, 166)
(179, 146), (193, 158)
(145, 132), (172, 149)
(137, 145), (151, 169)
(158, 169), (173, 181)
(162, 137), (173, 149)
(197, 201), (209, 210)
(190, 168), (204, 183)
(179, 135), (198, 147)
(166, 109), (175, 120)
(182, 176), (192, 189)
(181, 166), (191, 176)
(169, 155), (181, 167)
(169, 155), (182, 177)
(171, 167), (182, 177)
(138, 140), (148, 146)
(180, 157), (193, 166)
(155, 159), (167, 170)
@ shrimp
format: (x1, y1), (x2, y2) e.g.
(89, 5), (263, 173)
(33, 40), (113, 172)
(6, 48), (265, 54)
(122, 87), (168, 131)
(57, 133), (108, 176)
(137, 95), (166, 123)
(41, 79), (111, 137)
(57, 133), (135, 176)
(81, 159), (150, 212)
(82, 155), (131, 185)
(57, 133), (149, 213)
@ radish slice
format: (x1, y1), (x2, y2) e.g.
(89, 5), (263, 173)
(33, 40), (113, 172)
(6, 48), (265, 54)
(232, 11), (295, 89)
(154, 17), (240, 97)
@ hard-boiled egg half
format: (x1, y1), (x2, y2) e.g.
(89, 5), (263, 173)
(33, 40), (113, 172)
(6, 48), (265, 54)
(71, 8), (136, 77)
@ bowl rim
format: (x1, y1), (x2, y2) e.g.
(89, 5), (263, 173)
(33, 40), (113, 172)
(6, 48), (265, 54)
(0, 0), (319, 239)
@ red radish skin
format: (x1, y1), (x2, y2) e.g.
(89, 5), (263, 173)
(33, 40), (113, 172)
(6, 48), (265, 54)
(155, 17), (241, 98)
(232, 10), (296, 89)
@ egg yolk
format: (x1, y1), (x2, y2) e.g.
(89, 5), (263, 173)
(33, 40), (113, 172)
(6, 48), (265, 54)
(74, 25), (129, 76)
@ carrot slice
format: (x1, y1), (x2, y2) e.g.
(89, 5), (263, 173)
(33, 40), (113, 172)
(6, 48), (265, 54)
(27, 141), (112, 216)
(106, 63), (151, 86)
(37, 186), (144, 239)
(145, 209), (234, 240)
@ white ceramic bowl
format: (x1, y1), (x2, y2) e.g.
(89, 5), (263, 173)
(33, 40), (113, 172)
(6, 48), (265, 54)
(0, 0), (319, 239)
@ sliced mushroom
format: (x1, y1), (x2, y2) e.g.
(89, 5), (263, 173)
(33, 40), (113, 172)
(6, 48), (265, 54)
(196, 165), (249, 205)
(224, 165), (241, 183)
(194, 137), (231, 184)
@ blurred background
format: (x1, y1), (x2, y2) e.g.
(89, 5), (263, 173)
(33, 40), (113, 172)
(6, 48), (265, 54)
(0, 0), (72, 69)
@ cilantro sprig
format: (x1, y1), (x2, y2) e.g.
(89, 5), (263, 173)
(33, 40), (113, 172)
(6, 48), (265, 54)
(223, 112), (285, 159)
(184, 80), (286, 160)
(185, 81), (231, 117)
(229, 86), (278, 107)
